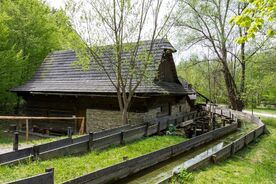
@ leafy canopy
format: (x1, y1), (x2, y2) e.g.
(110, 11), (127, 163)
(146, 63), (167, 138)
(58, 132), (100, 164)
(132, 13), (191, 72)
(231, 0), (276, 43)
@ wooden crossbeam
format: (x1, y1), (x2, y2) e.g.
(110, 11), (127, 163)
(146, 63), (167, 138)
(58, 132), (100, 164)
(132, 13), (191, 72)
(0, 116), (84, 120)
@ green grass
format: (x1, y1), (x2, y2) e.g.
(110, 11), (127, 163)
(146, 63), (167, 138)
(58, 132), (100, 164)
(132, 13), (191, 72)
(245, 108), (276, 115)
(0, 135), (186, 184)
(176, 118), (276, 184)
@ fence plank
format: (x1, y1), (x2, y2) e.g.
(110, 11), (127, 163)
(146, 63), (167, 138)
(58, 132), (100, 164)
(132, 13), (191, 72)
(6, 168), (54, 184)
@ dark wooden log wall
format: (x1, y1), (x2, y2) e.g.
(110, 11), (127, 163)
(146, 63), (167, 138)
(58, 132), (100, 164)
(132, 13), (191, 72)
(19, 94), (189, 133)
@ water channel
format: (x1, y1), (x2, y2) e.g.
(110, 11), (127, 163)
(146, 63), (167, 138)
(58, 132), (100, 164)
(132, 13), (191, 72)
(120, 122), (256, 184)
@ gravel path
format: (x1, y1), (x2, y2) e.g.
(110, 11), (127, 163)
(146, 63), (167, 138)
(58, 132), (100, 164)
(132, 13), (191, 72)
(242, 110), (276, 118)
(0, 144), (32, 154)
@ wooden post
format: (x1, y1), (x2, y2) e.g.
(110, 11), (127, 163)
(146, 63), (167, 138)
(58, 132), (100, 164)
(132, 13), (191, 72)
(157, 122), (161, 135)
(120, 131), (125, 145)
(145, 122), (150, 137)
(211, 155), (217, 163)
(33, 145), (39, 160)
(237, 119), (242, 128)
(79, 117), (85, 135)
(26, 119), (29, 142)
(230, 143), (235, 154)
(67, 127), (73, 139)
(193, 125), (196, 137)
(13, 132), (19, 151)
(45, 168), (54, 184)
(89, 132), (94, 150)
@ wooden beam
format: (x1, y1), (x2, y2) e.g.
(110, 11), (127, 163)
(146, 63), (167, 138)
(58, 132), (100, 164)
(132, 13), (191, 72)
(0, 116), (84, 120)
(26, 119), (29, 141)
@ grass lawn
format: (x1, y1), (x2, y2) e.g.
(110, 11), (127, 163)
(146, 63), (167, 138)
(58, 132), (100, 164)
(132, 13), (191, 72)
(176, 118), (276, 184)
(245, 108), (276, 115)
(0, 135), (186, 183)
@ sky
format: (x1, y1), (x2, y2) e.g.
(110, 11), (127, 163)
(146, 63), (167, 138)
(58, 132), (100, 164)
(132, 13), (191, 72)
(45, 0), (202, 64)
(45, 0), (64, 9)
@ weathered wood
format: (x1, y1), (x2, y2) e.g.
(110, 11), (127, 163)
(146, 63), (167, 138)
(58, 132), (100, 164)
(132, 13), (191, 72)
(13, 132), (19, 151)
(0, 116), (84, 120)
(63, 123), (238, 184)
(67, 127), (73, 139)
(39, 141), (89, 160)
(25, 119), (29, 142)
(6, 168), (54, 184)
(0, 147), (33, 165)
(0, 111), (201, 166)
(38, 138), (72, 153)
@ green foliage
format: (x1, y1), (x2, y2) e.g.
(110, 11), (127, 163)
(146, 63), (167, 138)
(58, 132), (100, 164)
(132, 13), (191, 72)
(177, 58), (228, 104)
(232, 0), (276, 42)
(171, 169), (194, 184)
(0, 0), (80, 113)
(244, 50), (276, 107)
(177, 49), (276, 107)
(0, 135), (186, 183)
(166, 124), (177, 135)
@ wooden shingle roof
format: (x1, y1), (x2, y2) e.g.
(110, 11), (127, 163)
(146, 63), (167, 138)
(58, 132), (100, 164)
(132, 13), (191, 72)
(12, 39), (194, 95)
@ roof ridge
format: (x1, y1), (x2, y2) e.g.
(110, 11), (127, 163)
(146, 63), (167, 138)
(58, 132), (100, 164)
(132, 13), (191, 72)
(49, 38), (173, 54)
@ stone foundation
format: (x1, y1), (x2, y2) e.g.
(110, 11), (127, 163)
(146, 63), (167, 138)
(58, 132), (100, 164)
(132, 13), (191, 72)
(86, 97), (191, 132)
(86, 108), (161, 132)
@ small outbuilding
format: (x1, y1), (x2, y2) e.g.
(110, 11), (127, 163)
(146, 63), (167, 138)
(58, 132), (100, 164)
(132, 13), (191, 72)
(12, 39), (196, 133)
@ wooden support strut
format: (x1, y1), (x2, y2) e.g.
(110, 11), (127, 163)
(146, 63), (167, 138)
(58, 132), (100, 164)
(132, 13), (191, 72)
(89, 132), (94, 150)
(33, 145), (39, 160)
(67, 127), (73, 139)
(145, 122), (150, 137)
(79, 117), (85, 135)
(157, 122), (161, 135)
(45, 168), (54, 184)
(120, 131), (125, 145)
(13, 132), (19, 151)
(26, 119), (29, 142)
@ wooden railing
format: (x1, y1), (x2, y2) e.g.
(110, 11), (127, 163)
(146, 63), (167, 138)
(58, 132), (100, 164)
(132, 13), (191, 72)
(0, 116), (85, 141)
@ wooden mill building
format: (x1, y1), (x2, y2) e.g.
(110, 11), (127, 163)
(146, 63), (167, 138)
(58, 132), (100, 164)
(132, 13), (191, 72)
(12, 39), (196, 133)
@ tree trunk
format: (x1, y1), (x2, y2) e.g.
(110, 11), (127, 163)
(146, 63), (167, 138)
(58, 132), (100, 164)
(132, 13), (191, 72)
(220, 47), (244, 111)
(122, 106), (128, 124)
(222, 65), (244, 111)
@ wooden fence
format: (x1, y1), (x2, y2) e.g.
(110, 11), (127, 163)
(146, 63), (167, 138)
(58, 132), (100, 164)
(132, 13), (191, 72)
(8, 122), (234, 184)
(3, 107), (267, 184)
(158, 106), (266, 183)
(61, 123), (238, 184)
(0, 116), (85, 141)
(6, 168), (54, 184)
(0, 111), (205, 165)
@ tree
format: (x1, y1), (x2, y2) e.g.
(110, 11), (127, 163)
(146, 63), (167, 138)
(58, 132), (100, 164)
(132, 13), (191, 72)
(231, 0), (276, 43)
(245, 49), (276, 107)
(65, 0), (176, 124)
(175, 0), (267, 111)
(177, 56), (228, 104)
(0, 0), (79, 114)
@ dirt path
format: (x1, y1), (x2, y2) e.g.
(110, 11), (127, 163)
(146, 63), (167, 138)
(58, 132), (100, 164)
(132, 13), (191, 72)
(242, 110), (276, 118)
(0, 144), (32, 154)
